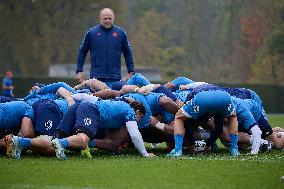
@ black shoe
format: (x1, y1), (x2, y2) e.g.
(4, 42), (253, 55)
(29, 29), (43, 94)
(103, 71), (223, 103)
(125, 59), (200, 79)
(260, 141), (273, 153)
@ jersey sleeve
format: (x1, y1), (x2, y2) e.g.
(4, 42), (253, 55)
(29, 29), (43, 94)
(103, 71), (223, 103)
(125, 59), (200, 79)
(24, 104), (34, 119)
(121, 30), (135, 73)
(39, 82), (76, 94)
(76, 29), (91, 73)
(124, 105), (136, 122)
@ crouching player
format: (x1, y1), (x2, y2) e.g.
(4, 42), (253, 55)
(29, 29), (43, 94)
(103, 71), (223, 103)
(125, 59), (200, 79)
(1, 101), (34, 154)
(168, 90), (239, 157)
(51, 99), (154, 160)
(231, 97), (284, 153)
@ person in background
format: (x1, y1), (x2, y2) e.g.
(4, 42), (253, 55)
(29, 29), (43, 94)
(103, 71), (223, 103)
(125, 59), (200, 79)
(2, 70), (14, 97)
(76, 8), (135, 87)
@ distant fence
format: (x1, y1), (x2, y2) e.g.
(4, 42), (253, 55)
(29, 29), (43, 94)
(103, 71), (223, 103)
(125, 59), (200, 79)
(1, 76), (283, 113)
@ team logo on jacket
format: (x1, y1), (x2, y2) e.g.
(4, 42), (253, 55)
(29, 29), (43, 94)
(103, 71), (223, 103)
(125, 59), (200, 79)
(97, 32), (101, 36)
(84, 118), (92, 126)
(112, 32), (118, 37)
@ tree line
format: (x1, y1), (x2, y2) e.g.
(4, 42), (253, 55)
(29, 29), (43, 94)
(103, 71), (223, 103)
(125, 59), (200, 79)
(0, 0), (283, 84)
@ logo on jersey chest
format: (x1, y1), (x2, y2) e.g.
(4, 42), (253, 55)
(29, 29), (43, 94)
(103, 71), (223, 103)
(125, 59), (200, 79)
(112, 32), (118, 38)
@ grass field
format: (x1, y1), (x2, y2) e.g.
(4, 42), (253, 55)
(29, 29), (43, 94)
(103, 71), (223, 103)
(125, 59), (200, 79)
(0, 114), (283, 189)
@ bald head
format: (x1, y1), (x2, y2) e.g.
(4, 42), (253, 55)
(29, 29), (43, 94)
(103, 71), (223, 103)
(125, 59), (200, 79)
(99, 8), (115, 29)
(100, 8), (114, 16)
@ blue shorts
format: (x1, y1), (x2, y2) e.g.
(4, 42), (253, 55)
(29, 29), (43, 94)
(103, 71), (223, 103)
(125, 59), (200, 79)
(182, 90), (234, 119)
(185, 84), (221, 101)
(56, 102), (80, 137)
(32, 99), (62, 136)
(75, 102), (101, 140)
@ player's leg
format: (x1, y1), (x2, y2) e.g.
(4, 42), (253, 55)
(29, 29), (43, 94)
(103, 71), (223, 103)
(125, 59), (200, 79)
(19, 117), (35, 138)
(94, 127), (129, 152)
(52, 102), (99, 159)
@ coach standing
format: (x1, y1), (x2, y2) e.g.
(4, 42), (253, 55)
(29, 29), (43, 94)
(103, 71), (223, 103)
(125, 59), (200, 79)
(75, 8), (135, 87)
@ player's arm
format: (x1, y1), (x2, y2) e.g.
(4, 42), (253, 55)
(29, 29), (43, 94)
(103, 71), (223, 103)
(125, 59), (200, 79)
(2, 83), (14, 90)
(149, 116), (174, 135)
(74, 78), (109, 92)
(179, 82), (207, 90)
(71, 93), (99, 103)
(138, 84), (161, 95)
(120, 85), (140, 94)
(93, 90), (121, 99)
(57, 87), (75, 106)
(125, 121), (151, 157)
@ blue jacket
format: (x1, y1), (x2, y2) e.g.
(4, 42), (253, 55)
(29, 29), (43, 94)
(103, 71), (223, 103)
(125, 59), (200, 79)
(76, 24), (135, 80)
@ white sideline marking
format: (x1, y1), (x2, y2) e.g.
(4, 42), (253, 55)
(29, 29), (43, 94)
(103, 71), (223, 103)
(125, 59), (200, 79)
(0, 184), (108, 189)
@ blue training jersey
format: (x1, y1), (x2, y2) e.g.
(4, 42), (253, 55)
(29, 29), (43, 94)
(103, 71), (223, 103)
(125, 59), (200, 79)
(0, 101), (34, 130)
(95, 100), (136, 129)
(231, 97), (262, 130)
(121, 93), (151, 129)
(174, 89), (192, 102)
(181, 90), (235, 119)
(145, 92), (166, 116)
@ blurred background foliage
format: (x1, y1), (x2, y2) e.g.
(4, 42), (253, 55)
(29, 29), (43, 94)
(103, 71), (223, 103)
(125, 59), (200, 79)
(0, 0), (284, 84)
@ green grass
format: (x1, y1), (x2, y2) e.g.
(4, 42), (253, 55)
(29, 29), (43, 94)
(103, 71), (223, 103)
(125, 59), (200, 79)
(268, 114), (284, 127)
(0, 114), (284, 189)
